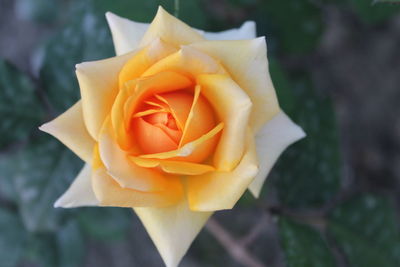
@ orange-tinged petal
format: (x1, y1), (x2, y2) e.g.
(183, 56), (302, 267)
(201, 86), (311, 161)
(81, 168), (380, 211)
(153, 123), (182, 144)
(39, 101), (95, 162)
(112, 71), (192, 150)
(132, 117), (178, 154)
(139, 122), (223, 163)
(124, 71), (194, 131)
(197, 74), (252, 171)
(187, 129), (259, 211)
(190, 38), (280, 133)
(139, 6), (204, 48)
(156, 91), (193, 131)
(98, 117), (169, 192)
(179, 85), (216, 147)
(133, 108), (169, 118)
(129, 157), (215, 176)
(118, 38), (177, 86)
(92, 143), (183, 208)
(76, 51), (134, 139)
(142, 46), (226, 78)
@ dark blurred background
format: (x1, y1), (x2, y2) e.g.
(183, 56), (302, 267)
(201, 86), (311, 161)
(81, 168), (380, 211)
(0, 0), (400, 266)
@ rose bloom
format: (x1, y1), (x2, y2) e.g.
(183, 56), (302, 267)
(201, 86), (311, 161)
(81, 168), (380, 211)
(40, 7), (305, 267)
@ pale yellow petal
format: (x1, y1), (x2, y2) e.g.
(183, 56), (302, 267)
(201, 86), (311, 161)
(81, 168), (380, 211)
(190, 38), (279, 133)
(203, 21), (256, 40)
(106, 12), (149, 55)
(98, 117), (169, 192)
(249, 111), (306, 197)
(129, 157), (215, 176)
(197, 74), (252, 171)
(92, 167), (182, 208)
(143, 46), (225, 78)
(92, 145), (183, 207)
(187, 129), (259, 211)
(76, 51), (135, 139)
(139, 6), (204, 48)
(54, 164), (99, 208)
(39, 101), (95, 162)
(134, 201), (212, 267)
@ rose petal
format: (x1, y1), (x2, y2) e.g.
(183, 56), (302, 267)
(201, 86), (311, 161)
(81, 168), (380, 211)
(134, 201), (212, 267)
(203, 21), (256, 40)
(139, 122), (223, 162)
(178, 85), (216, 149)
(132, 117), (179, 154)
(187, 129), (258, 211)
(106, 12), (150, 55)
(39, 101), (95, 162)
(190, 37), (279, 133)
(113, 71), (192, 150)
(54, 164), (99, 208)
(197, 74), (252, 171)
(129, 157), (215, 176)
(249, 111), (306, 197)
(76, 51), (134, 139)
(118, 38), (177, 86)
(92, 145), (183, 207)
(99, 118), (169, 192)
(139, 6), (204, 48)
(156, 91), (193, 131)
(143, 46), (225, 78)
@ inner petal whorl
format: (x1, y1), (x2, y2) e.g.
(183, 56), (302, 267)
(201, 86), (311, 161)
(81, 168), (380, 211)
(131, 89), (218, 162)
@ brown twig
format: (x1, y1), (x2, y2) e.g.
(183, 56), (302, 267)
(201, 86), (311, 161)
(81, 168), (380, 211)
(206, 218), (266, 267)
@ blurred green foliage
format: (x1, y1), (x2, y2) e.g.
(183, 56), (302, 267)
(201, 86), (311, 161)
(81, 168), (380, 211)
(0, 0), (399, 266)
(279, 218), (335, 267)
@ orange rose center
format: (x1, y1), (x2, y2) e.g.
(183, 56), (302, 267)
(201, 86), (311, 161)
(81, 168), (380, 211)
(131, 89), (218, 162)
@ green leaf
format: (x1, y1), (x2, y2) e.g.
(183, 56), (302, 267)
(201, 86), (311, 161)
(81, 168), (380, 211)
(15, 0), (59, 23)
(350, 0), (400, 24)
(269, 62), (340, 209)
(57, 220), (85, 267)
(25, 234), (57, 267)
(373, 0), (400, 2)
(93, 0), (207, 29)
(0, 208), (27, 267)
(0, 59), (43, 149)
(279, 218), (336, 267)
(328, 194), (400, 267)
(255, 0), (323, 54)
(0, 136), (82, 232)
(39, 1), (114, 113)
(77, 207), (132, 241)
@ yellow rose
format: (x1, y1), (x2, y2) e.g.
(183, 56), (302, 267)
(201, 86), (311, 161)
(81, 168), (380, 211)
(40, 7), (305, 267)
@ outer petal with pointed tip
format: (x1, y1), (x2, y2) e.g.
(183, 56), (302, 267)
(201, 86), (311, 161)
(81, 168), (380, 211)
(249, 111), (306, 197)
(134, 201), (212, 267)
(139, 7), (204, 48)
(105, 10), (255, 56)
(190, 38), (280, 133)
(39, 101), (95, 162)
(106, 12), (149, 56)
(54, 164), (99, 208)
(203, 21), (256, 40)
(76, 51), (134, 140)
